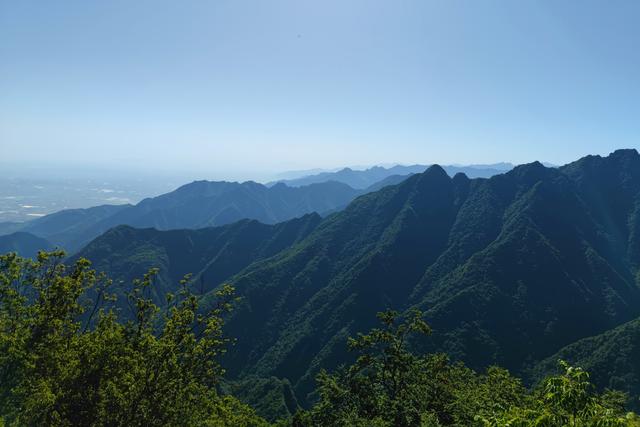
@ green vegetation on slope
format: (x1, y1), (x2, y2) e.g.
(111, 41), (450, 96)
(295, 310), (637, 426)
(204, 150), (640, 403)
(72, 213), (321, 314)
(1, 253), (637, 425)
(533, 316), (640, 411)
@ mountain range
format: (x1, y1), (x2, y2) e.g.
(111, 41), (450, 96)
(0, 163), (514, 255)
(68, 149), (640, 411)
(269, 163), (514, 189)
(0, 180), (365, 253)
(74, 214), (322, 313)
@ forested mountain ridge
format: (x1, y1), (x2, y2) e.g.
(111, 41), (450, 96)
(533, 315), (640, 408)
(73, 213), (322, 311)
(209, 149), (640, 402)
(27, 149), (640, 413)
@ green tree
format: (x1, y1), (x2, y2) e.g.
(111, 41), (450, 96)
(296, 309), (637, 427)
(295, 309), (466, 426)
(477, 361), (631, 426)
(0, 251), (267, 426)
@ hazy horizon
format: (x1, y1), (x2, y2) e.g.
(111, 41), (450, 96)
(0, 157), (552, 184)
(0, 157), (522, 223)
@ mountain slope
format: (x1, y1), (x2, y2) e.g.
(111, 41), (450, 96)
(533, 316), (640, 410)
(0, 232), (53, 258)
(72, 149), (640, 405)
(211, 150), (640, 401)
(75, 213), (322, 310)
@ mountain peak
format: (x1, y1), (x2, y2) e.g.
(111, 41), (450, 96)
(561, 148), (640, 179)
(509, 160), (547, 174)
(270, 182), (289, 190)
(422, 164), (449, 178)
(452, 172), (470, 182)
(409, 164), (452, 194)
(240, 181), (265, 190)
(609, 148), (639, 160)
(505, 161), (556, 187)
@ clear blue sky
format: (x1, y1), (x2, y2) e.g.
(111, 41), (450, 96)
(1, 1), (639, 179)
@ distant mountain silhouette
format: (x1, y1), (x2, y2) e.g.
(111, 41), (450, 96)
(0, 222), (25, 235)
(269, 163), (513, 188)
(1, 165), (517, 253)
(362, 174), (413, 193)
(0, 181), (361, 252)
(0, 205), (130, 253)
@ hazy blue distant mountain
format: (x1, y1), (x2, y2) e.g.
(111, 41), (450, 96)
(0, 222), (24, 235)
(76, 180), (359, 250)
(99, 180), (357, 229)
(362, 174), (413, 193)
(270, 163), (513, 189)
(0, 231), (53, 258)
(0, 181), (361, 253)
(269, 168), (338, 181)
(0, 205), (130, 253)
(1, 165), (514, 253)
(444, 163), (515, 177)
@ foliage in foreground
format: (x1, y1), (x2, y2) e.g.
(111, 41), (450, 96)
(0, 251), (267, 426)
(1, 251), (638, 426)
(292, 310), (639, 426)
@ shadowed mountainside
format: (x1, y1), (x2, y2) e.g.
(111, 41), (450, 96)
(64, 149), (640, 406)
(74, 213), (322, 312)
(215, 149), (640, 402)
(532, 315), (640, 410)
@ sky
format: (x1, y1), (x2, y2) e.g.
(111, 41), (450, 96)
(1, 0), (639, 180)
